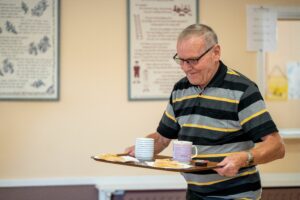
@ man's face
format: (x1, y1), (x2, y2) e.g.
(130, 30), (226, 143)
(176, 36), (220, 86)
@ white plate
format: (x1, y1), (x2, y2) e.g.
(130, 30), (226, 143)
(119, 156), (140, 162)
(145, 161), (191, 169)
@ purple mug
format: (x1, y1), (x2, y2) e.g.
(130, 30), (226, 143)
(173, 141), (198, 163)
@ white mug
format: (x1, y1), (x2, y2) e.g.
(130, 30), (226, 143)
(135, 138), (154, 161)
(173, 140), (198, 163)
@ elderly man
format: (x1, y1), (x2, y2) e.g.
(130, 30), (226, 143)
(126, 24), (285, 200)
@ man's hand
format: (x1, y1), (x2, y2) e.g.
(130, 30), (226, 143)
(214, 132), (285, 177)
(214, 152), (248, 177)
(124, 145), (135, 157)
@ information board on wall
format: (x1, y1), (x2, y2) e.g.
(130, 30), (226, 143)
(246, 5), (277, 52)
(0, 0), (59, 100)
(128, 0), (199, 100)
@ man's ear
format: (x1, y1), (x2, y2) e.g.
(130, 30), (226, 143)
(213, 44), (221, 60)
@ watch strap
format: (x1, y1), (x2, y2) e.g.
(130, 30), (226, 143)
(246, 150), (254, 166)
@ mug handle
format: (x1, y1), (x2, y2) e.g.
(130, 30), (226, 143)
(192, 145), (198, 158)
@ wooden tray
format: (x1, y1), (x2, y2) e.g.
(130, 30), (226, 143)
(91, 154), (219, 173)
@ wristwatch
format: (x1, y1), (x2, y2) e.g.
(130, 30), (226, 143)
(246, 151), (254, 166)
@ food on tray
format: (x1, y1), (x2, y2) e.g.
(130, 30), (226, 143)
(98, 154), (126, 162)
(153, 158), (187, 168)
(193, 159), (209, 167)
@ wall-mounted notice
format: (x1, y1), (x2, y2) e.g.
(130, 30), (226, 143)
(0, 0), (59, 100)
(128, 0), (199, 100)
(246, 5), (277, 52)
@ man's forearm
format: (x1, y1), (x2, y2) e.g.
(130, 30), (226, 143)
(251, 132), (285, 165)
(146, 132), (171, 154)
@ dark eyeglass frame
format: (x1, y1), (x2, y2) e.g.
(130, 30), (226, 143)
(173, 45), (215, 66)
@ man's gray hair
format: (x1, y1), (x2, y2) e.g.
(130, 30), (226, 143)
(178, 24), (218, 48)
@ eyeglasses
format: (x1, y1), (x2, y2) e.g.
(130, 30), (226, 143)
(173, 45), (215, 66)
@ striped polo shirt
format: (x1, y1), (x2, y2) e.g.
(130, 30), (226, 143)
(157, 61), (278, 199)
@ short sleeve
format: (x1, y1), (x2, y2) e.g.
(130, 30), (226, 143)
(238, 84), (278, 142)
(156, 99), (180, 139)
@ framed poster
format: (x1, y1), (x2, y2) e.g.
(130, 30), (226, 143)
(127, 0), (199, 100)
(0, 0), (59, 100)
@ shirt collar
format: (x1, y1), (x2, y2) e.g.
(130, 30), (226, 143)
(205, 60), (227, 88)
